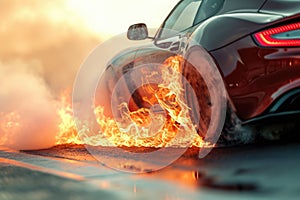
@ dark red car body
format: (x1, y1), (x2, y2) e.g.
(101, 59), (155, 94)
(106, 0), (300, 133)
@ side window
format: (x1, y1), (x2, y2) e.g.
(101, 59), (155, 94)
(158, 0), (224, 39)
(164, 0), (202, 34)
(194, 0), (225, 24)
(159, 0), (202, 39)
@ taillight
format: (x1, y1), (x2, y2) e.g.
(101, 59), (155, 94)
(254, 22), (300, 47)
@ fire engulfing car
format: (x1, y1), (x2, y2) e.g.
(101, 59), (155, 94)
(97, 0), (300, 145)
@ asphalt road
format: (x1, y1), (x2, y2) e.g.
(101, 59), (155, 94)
(1, 141), (300, 200)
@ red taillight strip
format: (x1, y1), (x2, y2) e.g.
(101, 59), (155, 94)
(254, 22), (300, 47)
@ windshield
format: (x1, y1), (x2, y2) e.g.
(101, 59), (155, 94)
(157, 0), (224, 39)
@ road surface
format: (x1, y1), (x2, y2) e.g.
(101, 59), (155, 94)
(1, 142), (300, 200)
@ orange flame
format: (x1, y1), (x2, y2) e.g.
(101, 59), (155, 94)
(56, 55), (211, 148)
(56, 92), (83, 145)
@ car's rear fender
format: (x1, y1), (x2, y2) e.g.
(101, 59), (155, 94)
(190, 12), (283, 51)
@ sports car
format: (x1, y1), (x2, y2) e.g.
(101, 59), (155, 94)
(98, 0), (300, 144)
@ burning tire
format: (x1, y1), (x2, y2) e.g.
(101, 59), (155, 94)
(95, 54), (200, 148)
(72, 34), (227, 172)
(91, 45), (227, 150)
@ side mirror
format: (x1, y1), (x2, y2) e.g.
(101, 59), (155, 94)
(127, 23), (149, 40)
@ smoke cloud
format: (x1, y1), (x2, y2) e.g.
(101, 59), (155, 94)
(0, 60), (59, 150)
(0, 0), (101, 150)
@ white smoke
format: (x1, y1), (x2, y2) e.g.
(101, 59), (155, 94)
(0, 1), (101, 150)
(0, 60), (59, 150)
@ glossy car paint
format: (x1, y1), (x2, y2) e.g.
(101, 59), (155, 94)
(211, 35), (300, 119)
(107, 0), (300, 122)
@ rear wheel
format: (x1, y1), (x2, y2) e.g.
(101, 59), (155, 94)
(106, 47), (227, 148)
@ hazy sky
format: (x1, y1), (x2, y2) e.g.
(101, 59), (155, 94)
(65, 0), (179, 38)
(1, 0), (179, 39)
